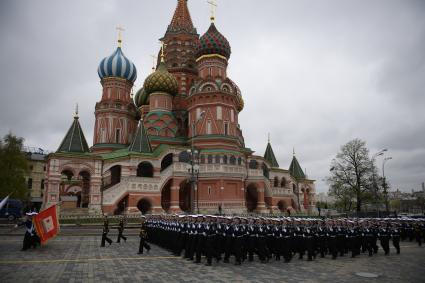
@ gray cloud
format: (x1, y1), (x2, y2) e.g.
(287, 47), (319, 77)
(0, 0), (424, 193)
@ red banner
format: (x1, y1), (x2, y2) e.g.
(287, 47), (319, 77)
(33, 205), (59, 244)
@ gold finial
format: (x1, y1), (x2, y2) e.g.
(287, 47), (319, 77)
(159, 41), (167, 62)
(74, 103), (79, 118)
(268, 133), (270, 143)
(293, 147), (295, 156)
(150, 54), (157, 73)
(116, 26), (125, 48)
(207, 0), (217, 23)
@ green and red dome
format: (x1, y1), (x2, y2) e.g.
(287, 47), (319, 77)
(196, 23), (231, 60)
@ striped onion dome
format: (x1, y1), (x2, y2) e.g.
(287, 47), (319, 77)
(98, 47), (137, 83)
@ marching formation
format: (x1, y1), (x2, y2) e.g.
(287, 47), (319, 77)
(145, 215), (425, 266)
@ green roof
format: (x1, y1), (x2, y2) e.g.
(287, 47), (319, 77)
(57, 116), (90, 153)
(289, 155), (305, 180)
(129, 121), (152, 153)
(264, 142), (279, 168)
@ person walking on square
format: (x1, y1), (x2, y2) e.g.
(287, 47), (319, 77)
(15, 212), (38, 251)
(101, 215), (113, 247)
(117, 216), (127, 243)
(138, 216), (151, 254)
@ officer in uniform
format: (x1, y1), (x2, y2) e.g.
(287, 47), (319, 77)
(101, 215), (113, 247)
(15, 212), (39, 251)
(138, 216), (151, 254)
(116, 216), (127, 243)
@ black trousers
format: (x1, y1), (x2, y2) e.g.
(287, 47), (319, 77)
(138, 238), (150, 254)
(392, 236), (400, 253)
(380, 236), (390, 254)
(101, 232), (112, 247)
(117, 229), (127, 243)
(281, 237), (292, 262)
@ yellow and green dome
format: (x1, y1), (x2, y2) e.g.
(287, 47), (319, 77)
(143, 60), (178, 96)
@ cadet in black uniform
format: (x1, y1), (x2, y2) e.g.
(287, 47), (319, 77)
(15, 212), (39, 251)
(101, 215), (113, 247)
(117, 216), (127, 243)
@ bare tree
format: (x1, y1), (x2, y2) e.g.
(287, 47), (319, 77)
(328, 139), (377, 212)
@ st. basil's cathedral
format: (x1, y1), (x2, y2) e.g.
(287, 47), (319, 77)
(43, 0), (316, 215)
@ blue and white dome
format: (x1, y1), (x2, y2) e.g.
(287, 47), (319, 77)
(97, 47), (137, 83)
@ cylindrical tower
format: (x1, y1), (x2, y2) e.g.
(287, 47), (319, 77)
(92, 39), (139, 153)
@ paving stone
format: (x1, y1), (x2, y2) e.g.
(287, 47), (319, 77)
(0, 234), (424, 283)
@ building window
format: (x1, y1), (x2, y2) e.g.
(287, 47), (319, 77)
(237, 157), (242, 165)
(43, 166), (46, 171)
(100, 128), (106, 143)
(115, 129), (121, 143)
(207, 120), (212, 134)
(229, 156), (236, 165)
(107, 88), (111, 99)
(217, 106), (222, 120)
(230, 109), (234, 122)
(208, 67), (212, 77)
(208, 155), (213, 164)
(29, 165), (33, 171)
(28, 178), (33, 189)
(117, 90), (121, 100)
(215, 155), (221, 164)
(208, 186), (212, 195)
(196, 108), (202, 120)
(223, 155), (228, 164)
(218, 68), (222, 77)
(41, 179), (45, 189)
(224, 122), (229, 135)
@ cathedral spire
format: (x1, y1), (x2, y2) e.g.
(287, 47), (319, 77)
(264, 137), (279, 168)
(167, 0), (196, 34)
(57, 111), (90, 153)
(129, 120), (152, 153)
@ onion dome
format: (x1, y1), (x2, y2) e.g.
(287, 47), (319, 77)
(134, 87), (150, 107)
(98, 47), (137, 83)
(143, 59), (178, 96)
(196, 23), (231, 60)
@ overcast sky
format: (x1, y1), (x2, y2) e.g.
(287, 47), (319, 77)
(0, 0), (424, 193)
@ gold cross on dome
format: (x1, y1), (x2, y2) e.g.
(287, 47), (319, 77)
(207, 0), (217, 22)
(159, 41), (167, 61)
(116, 26), (125, 47)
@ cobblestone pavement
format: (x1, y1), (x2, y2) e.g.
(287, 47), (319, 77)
(0, 233), (424, 283)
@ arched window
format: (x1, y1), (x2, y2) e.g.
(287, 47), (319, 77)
(161, 153), (173, 172)
(281, 177), (287, 187)
(215, 155), (221, 164)
(274, 176), (279, 187)
(179, 151), (190, 163)
(248, 160), (258, 169)
(110, 165), (121, 186)
(229, 156), (236, 165)
(237, 157), (242, 165)
(61, 170), (73, 181)
(223, 155), (228, 164)
(293, 183), (297, 194)
(137, 162), (154, 178)
(207, 155), (213, 164)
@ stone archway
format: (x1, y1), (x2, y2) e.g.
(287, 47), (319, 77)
(179, 181), (192, 213)
(137, 198), (152, 215)
(277, 200), (286, 212)
(245, 183), (258, 212)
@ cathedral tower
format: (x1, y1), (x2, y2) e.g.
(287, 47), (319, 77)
(93, 33), (139, 153)
(187, 11), (245, 151)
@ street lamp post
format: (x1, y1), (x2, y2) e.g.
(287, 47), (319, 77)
(371, 148), (387, 217)
(186, 112), (205, 214)
(382, 156), (392, 214)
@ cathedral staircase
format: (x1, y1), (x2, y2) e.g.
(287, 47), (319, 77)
(102, 165), (174, 206)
